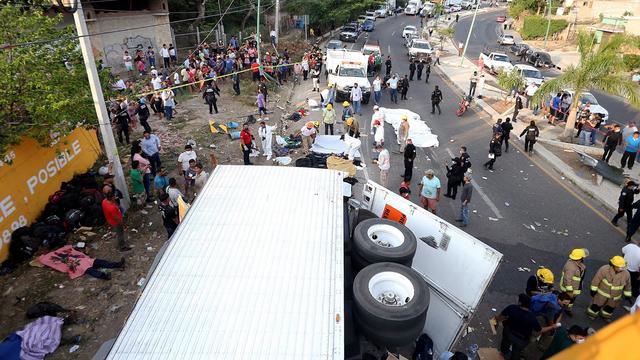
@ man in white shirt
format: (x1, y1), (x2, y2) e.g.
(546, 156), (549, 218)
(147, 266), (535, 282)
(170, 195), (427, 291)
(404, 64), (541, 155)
(350, 83), (363, 116)
(177, 144), (197, 176)
(151, 74), (162, 90)
(161, 87), (175, 119)
(372, 76), (382, 105)
(386, 74), (399, 104)
(623, 242), (640, 299)
(342, 133), (361, 160)
(160, 44), (170, 68)
(270, 29), (277, 46)
(373, 144), (390, 188)
(524, 82), (539, 110)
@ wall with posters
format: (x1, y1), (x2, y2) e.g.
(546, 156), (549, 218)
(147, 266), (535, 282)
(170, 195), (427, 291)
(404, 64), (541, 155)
(0, 128), (101, 262)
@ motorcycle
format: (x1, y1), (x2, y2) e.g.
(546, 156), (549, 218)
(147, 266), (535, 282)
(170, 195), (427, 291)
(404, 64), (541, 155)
(456, 95), (473, 117)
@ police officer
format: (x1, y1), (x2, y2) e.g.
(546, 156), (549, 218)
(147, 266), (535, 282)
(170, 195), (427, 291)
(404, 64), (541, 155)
(138, 97), (152, 133)
(430, 85), (443, 115)
(203, 82), (221, 114)
(612, 180), (639, 226)
(416, 59), (425, 81)
(409, 60), (416, 81)
(519, 120), (540, 155)
(424, 59), (432, 83)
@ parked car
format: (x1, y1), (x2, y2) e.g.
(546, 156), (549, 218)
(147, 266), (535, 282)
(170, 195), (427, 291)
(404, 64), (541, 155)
(565, 90), (610, 122)
(365, 10), (378, 18)
(461, 0), (476, 9)
(402, 25), (418, 38)
(450, 4), (462, 11)
(443, 6), (453, 13)
(497, 34), (515, 45)
(527, 51), (554, 68)
(404, 33), (420, 48)
(496, 15), (506, 23)
(509, 43), (531, 57)
(362, 19), (375, 32)
(514, 64), (543, 86)
(326, 39), (344, 50)
(340, 25), (360, 42)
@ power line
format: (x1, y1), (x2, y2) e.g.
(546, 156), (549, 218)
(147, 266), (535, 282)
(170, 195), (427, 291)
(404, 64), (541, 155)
(1, 2), (273, 49)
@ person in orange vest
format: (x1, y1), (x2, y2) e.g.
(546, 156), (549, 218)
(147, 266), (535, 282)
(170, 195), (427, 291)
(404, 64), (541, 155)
(560, 248), (588, 316)
(587, 256), (632, 321)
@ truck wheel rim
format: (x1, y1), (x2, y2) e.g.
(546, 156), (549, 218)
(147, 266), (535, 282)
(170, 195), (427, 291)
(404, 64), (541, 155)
(368, 271), (415, 306)
(367, 224), (405, 248)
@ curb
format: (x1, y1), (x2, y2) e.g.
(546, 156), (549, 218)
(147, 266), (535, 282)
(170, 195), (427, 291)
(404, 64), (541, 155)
(536, 138), (603, 156)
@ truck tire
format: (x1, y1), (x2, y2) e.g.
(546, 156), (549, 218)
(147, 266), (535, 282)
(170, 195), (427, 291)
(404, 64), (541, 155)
(353, 219), (416, 268)
(354, 309), (425, 347)
(353, 262), (429, 334)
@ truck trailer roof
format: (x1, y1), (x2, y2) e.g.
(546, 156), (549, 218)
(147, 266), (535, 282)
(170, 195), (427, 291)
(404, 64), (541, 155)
(106, 165), (345, 359)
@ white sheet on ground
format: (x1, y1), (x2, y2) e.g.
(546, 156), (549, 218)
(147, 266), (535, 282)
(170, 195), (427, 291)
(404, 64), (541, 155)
(379, 108), (439, 148)
(311, 135), (362, 158)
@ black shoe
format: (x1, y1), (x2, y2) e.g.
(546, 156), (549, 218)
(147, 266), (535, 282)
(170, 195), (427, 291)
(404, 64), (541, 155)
(611, 220), (618, 226)
(451, 197), (456, 200)
(118, 246), (133, 252)
(626, 236), (632, 243)
(455, 219), (463, 222)
(117, 257), (126, 270)
(444, 194), (452, 198)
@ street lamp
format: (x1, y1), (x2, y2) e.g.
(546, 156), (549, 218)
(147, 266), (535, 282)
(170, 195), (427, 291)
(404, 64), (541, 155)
(543, 0), (552, 49)
(460, 1), (481, 67)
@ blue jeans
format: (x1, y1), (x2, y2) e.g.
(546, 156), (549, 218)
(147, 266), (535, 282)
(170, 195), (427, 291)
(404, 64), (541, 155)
(460, 204), (470, 225)
(353, 100), (361, 114)
(390, 88), (398, 103)
(590, 129), (598, 145)
(579, 130), (591, 145)
(374, 90), (381, 104)
(164, 106), (173, 120)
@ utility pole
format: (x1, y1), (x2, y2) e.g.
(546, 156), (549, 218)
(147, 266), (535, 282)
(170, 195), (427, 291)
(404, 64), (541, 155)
(256, 0), (262, 73)
(460, 1), (480, 66)
(275, 0), (280, 45)
(544, 0), (552, 49)
(72, 1), (130, 210)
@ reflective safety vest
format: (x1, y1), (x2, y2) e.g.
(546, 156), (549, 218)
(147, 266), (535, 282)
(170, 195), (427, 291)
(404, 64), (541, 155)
(590, 265), (632, 301)
(560, 259), (586, 295)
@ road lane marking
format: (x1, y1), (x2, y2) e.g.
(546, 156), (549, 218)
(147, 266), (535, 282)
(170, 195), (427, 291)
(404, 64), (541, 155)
(446, 148), (504, 219)
(388, 45), (391, 53)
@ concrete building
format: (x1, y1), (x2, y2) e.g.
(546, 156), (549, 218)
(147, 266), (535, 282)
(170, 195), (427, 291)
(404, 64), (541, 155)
(57, 0), (173, 70)
(564, 0), (640, 21)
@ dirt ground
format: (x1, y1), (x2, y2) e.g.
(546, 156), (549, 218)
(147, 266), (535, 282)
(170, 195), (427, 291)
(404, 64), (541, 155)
(0, 64), (307, 358)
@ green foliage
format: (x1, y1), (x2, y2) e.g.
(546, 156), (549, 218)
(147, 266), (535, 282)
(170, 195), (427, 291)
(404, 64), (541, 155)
(284, 0), (384, 29)
(508, 0), (538, 19)
(521, 16), (568, 40)
(0, 4), (104, 155)
(535, 32), (640, 136)
(623, 54), (640, 71)
(437, 27), (455, 50)
(497, 68), (525, 101)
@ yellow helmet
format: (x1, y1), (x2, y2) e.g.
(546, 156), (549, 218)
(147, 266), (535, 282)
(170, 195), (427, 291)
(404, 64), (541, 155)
(401, 114), (408, 120)
(611, 255), (626, 268)
(313, 121), (320, 128)
(569, 248), (588, 260)
(328, 82), (334, 87)
(343, 101), (350, 107)
(346, 117), (354, 126)
(536, 267), (554, 285)
(326, 103), (333, 110)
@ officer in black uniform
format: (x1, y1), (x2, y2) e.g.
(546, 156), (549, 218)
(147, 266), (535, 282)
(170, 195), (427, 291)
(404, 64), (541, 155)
(612, 180), (639, 226)
(430, 85), (443, 115)
(203, 82), (221, 114)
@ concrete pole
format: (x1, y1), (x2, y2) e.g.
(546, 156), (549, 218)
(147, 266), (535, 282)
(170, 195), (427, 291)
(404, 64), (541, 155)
(72, 1), (130, 210)
(257, 0), (262, 73)
(544, 0), (551, 49)
(275, 0), (280, 44)
(460, 1), (480, 67)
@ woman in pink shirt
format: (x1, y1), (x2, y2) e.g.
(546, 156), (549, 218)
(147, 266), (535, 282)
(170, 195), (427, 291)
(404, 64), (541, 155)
(133, 146), (153, 201)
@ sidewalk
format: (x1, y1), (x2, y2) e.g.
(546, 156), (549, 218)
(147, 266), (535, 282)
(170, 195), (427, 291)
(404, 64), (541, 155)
(428, 16), (633, 214)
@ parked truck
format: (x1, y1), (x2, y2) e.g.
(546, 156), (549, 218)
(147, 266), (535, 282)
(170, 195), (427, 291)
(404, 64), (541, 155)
(98, 166), (502, 359)
(480, 46), (514, 74)
(326, 49), (372, 104)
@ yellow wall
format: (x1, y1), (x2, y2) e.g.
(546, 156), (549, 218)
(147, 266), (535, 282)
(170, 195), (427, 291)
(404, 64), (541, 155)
(0, 128), (101, 261)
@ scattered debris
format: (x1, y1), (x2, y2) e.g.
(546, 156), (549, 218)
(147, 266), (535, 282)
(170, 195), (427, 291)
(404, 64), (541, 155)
(140, 210), (149, 215)
(544, 218), (549, 221)
(517, 267), (531, 272)
(147, 247), (154, 251)
(519, 170), (524, 173)
(472, 210), (478, 213)
(69, 345), (80, 353)
(491, 308), (497, 312)
(530, 259), (537, 264)
(504, 202), (510, 207)
(488, 217), (499, 221)
(2, 286), (13, 296)
(131, 228), (138, 233)
(450, 139), (455, 142)
(482, 176), (488, 180)
(523, 177), (528, 181)
(78, 235), (86, 241)
(534, 222), (541, 227)
(561, 176), (565, 180)
(75, 305), (86, 310)
(108, 304), (122, 313)
(83, 231), (97, 237)
(137, 278), (146, 287)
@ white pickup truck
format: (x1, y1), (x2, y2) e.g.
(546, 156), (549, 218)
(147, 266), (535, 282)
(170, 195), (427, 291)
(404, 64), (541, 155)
(98, 166), (502, 359)
(480, 47), (514, 74)
(326, 49), (372, 104)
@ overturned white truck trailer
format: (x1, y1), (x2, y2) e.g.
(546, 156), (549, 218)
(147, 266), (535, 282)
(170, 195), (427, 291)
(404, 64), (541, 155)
(100, 166), (501, 359)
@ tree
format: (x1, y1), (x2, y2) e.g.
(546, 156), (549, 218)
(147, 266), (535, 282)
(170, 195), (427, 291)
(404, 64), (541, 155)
(284, 0), (382, 31)
(534, 32), (640, 138)
(437, 27), (454, 50)
(0, 4), (106, 156)
(497, 68), (525, 103)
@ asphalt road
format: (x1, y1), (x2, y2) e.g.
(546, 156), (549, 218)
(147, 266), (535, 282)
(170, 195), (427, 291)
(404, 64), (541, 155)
(453, 10), (640, 125)
(336, 13), (631, 353)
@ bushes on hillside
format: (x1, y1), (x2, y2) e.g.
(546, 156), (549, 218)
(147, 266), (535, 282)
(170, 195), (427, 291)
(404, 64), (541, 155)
(623, 54), (640, 71)
(521, 16), (568, 40)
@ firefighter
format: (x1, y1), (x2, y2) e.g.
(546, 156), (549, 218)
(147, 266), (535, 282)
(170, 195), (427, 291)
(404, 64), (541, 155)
(345, 117), (360, 138)
(526, 267), (554, 297)
(587, 256), (632, 321)
(560, 248), (588, 316)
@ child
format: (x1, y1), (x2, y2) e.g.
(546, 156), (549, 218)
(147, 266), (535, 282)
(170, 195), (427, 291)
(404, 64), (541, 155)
(184, 159), (198, 198)
(154, 167), (169, 196)
(399, 178), (411, 200)
(130, 160), (145, 205)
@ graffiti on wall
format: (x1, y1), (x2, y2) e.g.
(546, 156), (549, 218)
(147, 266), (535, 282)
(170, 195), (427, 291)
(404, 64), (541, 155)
(103, 35), (155, 68)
